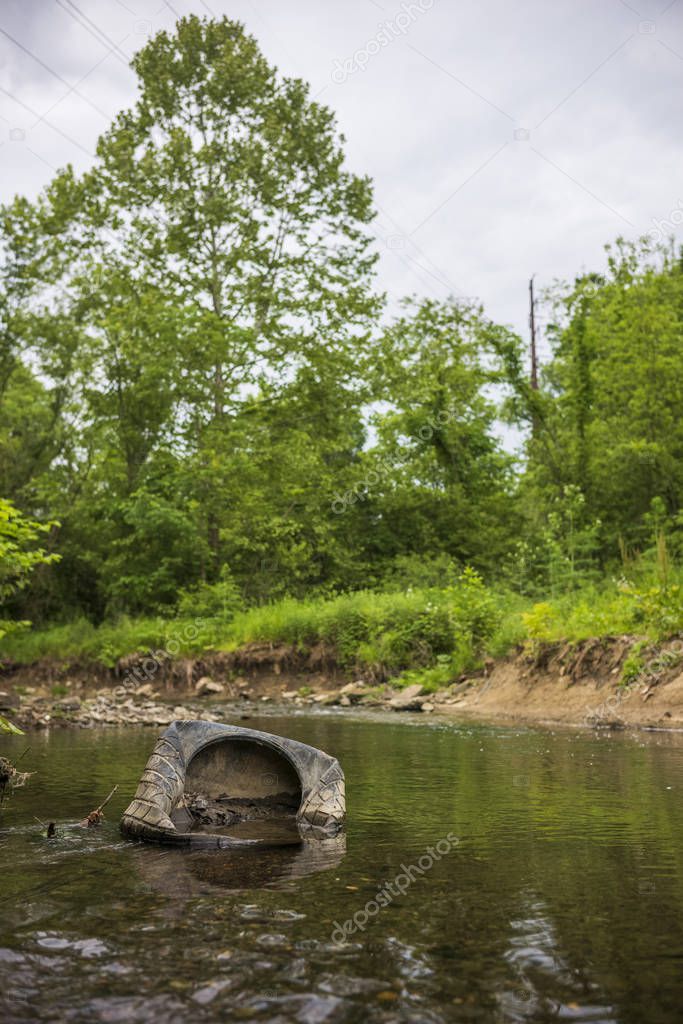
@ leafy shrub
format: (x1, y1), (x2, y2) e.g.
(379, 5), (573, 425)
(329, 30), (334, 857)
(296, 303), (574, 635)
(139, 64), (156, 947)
(621, 648), (645, 686)
(394, 660), (456, 693)
(487, 603), (526, 656)
(19, 567), (683, 681)
(446, 567), (502, 650)
(323, 602), (372, 663)
(381, 553), (459, 591)
(624, 582), (683, 639)
(177, 566), (243, 623)
(225, 573), (502, 677)
(2, 571), (508, 682)
(521, 601), (560, 642)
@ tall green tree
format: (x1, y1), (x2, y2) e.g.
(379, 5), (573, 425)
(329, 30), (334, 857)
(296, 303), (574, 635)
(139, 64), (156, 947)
(517, 239), (683, 565)
(2, 15), (379, 613)
(80, 14), (376, 568)
(352, 298), (520, 576)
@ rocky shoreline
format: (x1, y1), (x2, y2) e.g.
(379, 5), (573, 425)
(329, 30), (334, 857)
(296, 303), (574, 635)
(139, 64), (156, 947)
(2, 676), (466, 730)
(2, 635), (683, 732)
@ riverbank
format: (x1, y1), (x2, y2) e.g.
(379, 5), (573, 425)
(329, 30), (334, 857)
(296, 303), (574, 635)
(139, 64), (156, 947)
(3, 572), (683, 736)
(2, 635), (682, 731)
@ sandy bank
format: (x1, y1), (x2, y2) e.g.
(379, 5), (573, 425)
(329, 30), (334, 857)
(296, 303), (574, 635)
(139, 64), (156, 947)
(2, 636), (682, 731)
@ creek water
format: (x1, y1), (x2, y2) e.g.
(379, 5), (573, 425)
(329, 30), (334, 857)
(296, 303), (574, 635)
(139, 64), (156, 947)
(1, 712), (682, 1023)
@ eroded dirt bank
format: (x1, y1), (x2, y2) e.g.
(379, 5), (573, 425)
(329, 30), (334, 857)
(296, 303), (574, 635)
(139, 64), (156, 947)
(1, 636), (682, 730)
(456, 637), (683, 729)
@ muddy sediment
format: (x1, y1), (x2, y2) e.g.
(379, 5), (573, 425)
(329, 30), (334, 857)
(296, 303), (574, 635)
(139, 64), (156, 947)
(1, 636), (682, 731)
(186, 791), (300, 829)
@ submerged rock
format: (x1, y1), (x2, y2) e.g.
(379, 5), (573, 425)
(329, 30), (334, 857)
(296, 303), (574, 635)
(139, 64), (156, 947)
(195, 677), (224, 697)
(339, 682), (367, 701)
(389, 683), (426, 711)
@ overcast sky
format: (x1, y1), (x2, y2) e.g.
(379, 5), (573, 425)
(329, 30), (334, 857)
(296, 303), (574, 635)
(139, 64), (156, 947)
(1, 0), (682, 349)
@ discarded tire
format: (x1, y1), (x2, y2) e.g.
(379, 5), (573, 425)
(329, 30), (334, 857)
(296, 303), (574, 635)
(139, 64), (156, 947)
(120, 720), (345, 848)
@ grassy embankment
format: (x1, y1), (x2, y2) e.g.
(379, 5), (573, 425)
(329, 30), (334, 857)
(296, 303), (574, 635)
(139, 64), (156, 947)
(3, 564), (683, 692)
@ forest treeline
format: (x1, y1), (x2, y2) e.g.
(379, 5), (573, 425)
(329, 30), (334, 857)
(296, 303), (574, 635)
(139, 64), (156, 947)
(2, 15), (683, 636)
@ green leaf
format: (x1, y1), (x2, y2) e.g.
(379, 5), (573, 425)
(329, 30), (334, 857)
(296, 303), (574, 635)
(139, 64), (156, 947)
(0, 715), (24, 735)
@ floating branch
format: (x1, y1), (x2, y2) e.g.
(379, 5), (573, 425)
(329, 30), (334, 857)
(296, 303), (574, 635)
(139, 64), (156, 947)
(79, 785), (118, 828)
(0, 755), (34, 803)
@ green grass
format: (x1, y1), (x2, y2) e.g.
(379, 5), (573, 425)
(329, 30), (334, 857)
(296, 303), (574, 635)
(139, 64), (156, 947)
(1, 575), (498, 678)
(519, 572), (683, 645)
(0, 615), (222, 667)
(3, 564), (683, 691)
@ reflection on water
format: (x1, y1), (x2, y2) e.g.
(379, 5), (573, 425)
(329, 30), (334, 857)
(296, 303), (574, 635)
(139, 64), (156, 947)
(1, 713), (682, 1022)
(134, 833), (347, 898)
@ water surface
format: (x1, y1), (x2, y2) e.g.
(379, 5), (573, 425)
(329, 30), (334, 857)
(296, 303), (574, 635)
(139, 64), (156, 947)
(1, 712), (682, 1022)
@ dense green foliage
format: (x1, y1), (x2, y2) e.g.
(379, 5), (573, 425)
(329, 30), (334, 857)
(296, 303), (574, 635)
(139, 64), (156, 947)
(2, 15), (683, 673)
(4, 565), (683, 693)
(0, 498), (59, 640)
(1, 569), (503, 672)
(509, 241), (683, 594)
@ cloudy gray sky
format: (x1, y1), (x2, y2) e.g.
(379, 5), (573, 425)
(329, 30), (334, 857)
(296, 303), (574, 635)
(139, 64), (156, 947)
(1, 0), (682, 348)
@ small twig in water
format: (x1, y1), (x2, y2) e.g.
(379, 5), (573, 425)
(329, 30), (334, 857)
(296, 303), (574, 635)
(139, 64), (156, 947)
(34, 815), (57, 838)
